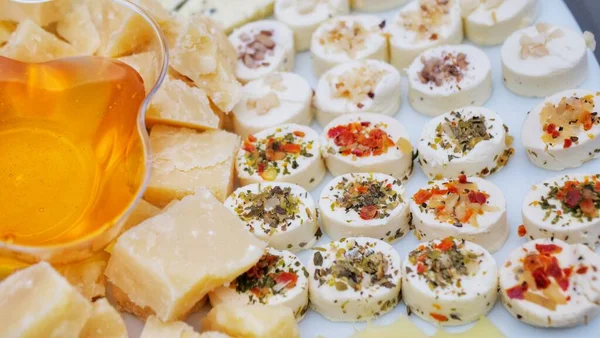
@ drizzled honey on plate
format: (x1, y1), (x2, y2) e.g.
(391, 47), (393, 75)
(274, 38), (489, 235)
(0, 55), (147, 249)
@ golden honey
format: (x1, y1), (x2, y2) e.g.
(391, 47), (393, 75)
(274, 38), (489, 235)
(0, 56), (146, 248)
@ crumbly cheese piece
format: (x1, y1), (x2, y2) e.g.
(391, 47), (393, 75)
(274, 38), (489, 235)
(55, 252), (110, 301)
(145, 126), (240, 207)
(178, 0), (275, 34)
(202, 304), (300, 338)
(0, 0), (71, 26)
(0, 262), (92, 338)
(147, 79), (219, 130)
(105, 190), (266, 321)
(80, 298), (128, 338)
(140, 316), (200, 338)
(56, 4), (101, 55)
(117, 52), (160, 94)
(0, 19), (78, 63)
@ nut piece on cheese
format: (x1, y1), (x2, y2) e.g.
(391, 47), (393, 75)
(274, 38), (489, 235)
(147, 79), (220, 130)
(140, 316), (200, 338)
(145, 126), (240, 207)
(56, 251), (110, 300)
(0, 19), (78, 63)
(0, 262), (92, 338)
(56, 4), (101, 55)
(80, 298), (128, 338)
(117, 52), (160, 94)
(202, 304), (300, 338)
(104, 190), (266, 321)
(178, 0), (274, 34)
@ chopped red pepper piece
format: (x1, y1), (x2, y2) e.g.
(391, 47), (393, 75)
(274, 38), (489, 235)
(517, 224), (527, 237)
(563, 138), (572, 148)
(580, 198), (597, 217)
(557, 278), (570, 291)
(275, 272), (298, 288)
(506, 283), (528, 299)
(564, 188), (582, 209)
(293, 131), (305, 137)
(430, 313), (449, 322)
(532, 269), (551, 289)
(413, 189), (433, 205)
(576, 266), (589, 274)
(436, 237), (454, 252)
(535, 244), (563, 255)
(327, 125), (347, 138)
(417, 263), (426, 274)
(458, 174), (468, 184)
(468, 191), (487, 204)
(545, 257), (563, 279)
(359, 205), (378, 220)
(281, 143), (301, 153)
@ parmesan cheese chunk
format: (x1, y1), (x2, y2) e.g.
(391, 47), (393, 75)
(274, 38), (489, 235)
(56, 252), (110, 300)
(0, 262), (91, 338)
(0, 21), (16, 46)
(80, 299), (128, 338)
(122, 199), (162, 233)
(145, 126), (240, 206)
(117, 52), (160, 94)
(202, 304), (300, 338)
(56, 4), (101, 55)
(105, 190), (266, 321)
(0, 1), (70, 27)
(140, 316), (200, 338)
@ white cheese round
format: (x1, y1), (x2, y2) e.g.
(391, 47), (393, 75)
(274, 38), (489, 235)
(351, 0), (406, 12)
(408, 44), (492, 116)
(236, 124), (326, 192)
(319, 173), (410, 242)
(310, 15), (388, 76)
(307, 237), (402, 322)
(499, 239), (600, 328)
(461, 0), (539, 46)
(501, 23), (589, 97)
(403, 238), (498, 326)
(522, 89), (600, 171)
(387, 0), (463, 71)
(225, 182), (321, 252)
(314, 60), (402, 127)
(232, 72), (313, 138)
(229, 20), (295, 84)
(417, 107), (514, 179)
(320, 114), (413, 181)
(274, 0), (350, 52)
(521, 174), (600, 248)
(209, 248), (310, 321)
(410, 176), (508, 253)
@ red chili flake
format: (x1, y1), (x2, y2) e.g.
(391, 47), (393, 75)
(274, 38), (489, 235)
(351, 148), (363, 156)
(257, 162), (266, 174)
(327, 125), (347, 138)
(468, 191), (487, 204)
(413, 189), (433, 205)
(506, 283), (528, 299)
(417, 263), (426, 274)
(564, 188), (582, 208)
(563, 138), (573, 148)
(293, 131), (305, 137)
(563, 267), (573, 277)
(275, 272), (298, 288)
(558, 278), (569, 291)
(242, 142), (256, 152)
(334, 132), (356, 147)
(535, 244), (563, 255)
(436, 237), (454, 252)
(247, 135), (257, 142)
(546, 123), (556, 134)
(532, 269), (551, 289)
(430, 313), (448, 322)
(386, 183), (392, 189)
(359, 205), (378, 220)
(281, 143), (301, 153)
(576, 266), (589, 274)
(545, 257), (563, 278)
(552, 130), (560, 138)
(517, 224), (527, 237)
(458, 174), (468, 184)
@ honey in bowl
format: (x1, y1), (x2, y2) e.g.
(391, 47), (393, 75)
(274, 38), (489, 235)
(0, 55), (147, 255)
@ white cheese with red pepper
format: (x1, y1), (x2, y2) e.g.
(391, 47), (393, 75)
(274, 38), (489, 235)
(310, 15), (388, 76)
(461, 0), (538, 46)
(387, 0), (463, 71)
(236, 124), (326, 191)
(499, 239), (600, 328)
(314, 60), (402, 127)
(232, 72), (313, 138)
(501, 23), (589, 97)
(224, 182), (320, 252)
(402, 238), (498, 326)
(209, 248), (310, 321)
(351, 0), (406, 12)
(274, 0), (350, 51)
(522, 89), (600, 171)
(417, 107), (514, 179)
(411, 176), (508, 253)
(408, 44), (492, 116)
(229, 20), (295, 84)
(521, 174), (600, 248)
(307, 237), (402, 322)
(320, 114), (413, 181)
(318, 173), (410, 243)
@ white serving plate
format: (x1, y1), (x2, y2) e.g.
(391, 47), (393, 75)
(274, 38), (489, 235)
(123, 0), (600, 336)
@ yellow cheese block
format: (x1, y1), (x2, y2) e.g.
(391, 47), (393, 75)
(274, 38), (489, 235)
(0, 21), (16, 46)
(351, 316), (428, 338)
(433, 317), (506, 338)
(0, 262), (91, 338)
(177, 0), (274, 34)
(105, 190), (266, 321)
(144, 126), (240, 207)
(55, 251), (110, 300)
(147, 79), (220, 131)
(0, 0), (71, 27)
(80, 298), (128, 338)
(202, 304), (300, 338)
(56, 4), (100, 54)
(117, 52), (160, 94)
(140, 316), (200, 338)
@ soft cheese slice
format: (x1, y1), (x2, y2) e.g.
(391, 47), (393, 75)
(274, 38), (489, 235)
(140, 316), (200, 338)
(232, 73), (313, 138)
(307, 237), (402, 322)
(311, 15), (388, 76)
(105, 190), (266, 321)
(145, 126), (240, 207)
(461, 0), (538, 46)
(321, 113), (413, 181)
(501, 23), (589, 97)
(522, 89), (600, 170)
(351, 0), (406, 12)
(56, 251), (110, 300)
(202, 303), (301, 338)
(55, 4), (101, 55)
(178, 0), (275, 34)
(408, 44), (492, 116)
(387, 0), (463, 71)
(319, 173), (410, 243)
(80, 298), (128, 338)
(117, 52), (160, 94)
(411, 176), (509, 253)
(0, 262), (91, 338)
(417, 107), (514, 179)
(403, 238), (498, 326)
(521, 174), (600, 248)
(274, 0), (350, 51)
(314, 60), (402, 126)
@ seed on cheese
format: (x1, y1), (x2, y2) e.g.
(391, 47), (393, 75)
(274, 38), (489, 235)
(80, 299), (127, 338)
(0, 262), (91, 338)
(105, 190), (266, 321)
(140, 316), (200, 338)
(145, 125), (240, 207)
(55, 251), (110, 301)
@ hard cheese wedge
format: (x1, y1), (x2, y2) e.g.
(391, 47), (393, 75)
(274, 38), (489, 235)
(80, 298), (128, 338)
(117, 52), (160, 94)
(56, 4), (101, 55)
(0, 262), (91, 338)
(141, 316), (200, 338)
(105, 190), (266, 321)
(55, 251), (110, 300)
(0, 0), (70, 26)
(145, 126), (240, 207)
(0, 21), (16, 45)
(202, 304), (300, 338)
